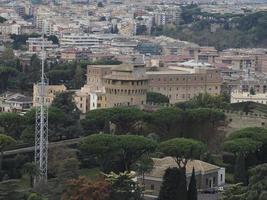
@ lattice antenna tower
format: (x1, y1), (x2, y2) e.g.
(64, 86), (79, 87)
(34, 27), (49, 186)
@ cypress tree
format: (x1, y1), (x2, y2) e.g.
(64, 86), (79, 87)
(158, 167), (187, 200)
(187, 168), (197, 200)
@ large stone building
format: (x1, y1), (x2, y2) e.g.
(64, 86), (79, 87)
(147, 62), (222, 104)
(75, 64), (148, 113)
(103, 64), (148, 108)
(139, 157), (225, 200)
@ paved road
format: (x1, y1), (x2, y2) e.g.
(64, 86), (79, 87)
(3, 137), (83, 156)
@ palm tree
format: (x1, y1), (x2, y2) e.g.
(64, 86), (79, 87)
(0, 134), (16, 172)
(21, 162), (40, 188)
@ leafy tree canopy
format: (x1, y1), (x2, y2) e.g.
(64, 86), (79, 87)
(147, 92), (169, 104)
(159, 138), (206, 169)
(223, 138), (261, 155)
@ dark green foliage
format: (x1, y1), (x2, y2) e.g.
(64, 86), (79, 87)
(51, 92), (79, 116)
(117, 135), (157, 171)
(79, 134), (120, 172)
(79, 134), (157, 172)
(47, 35), (59, 44)
(0, 16), (7, 23)
(246, 163), (267, 200)
(105, 171), (142, 200)
(249, 88), (255, 95)
(148, 107), (225, 142)
(223, 138), (261, 155)
(21, 92), (82, 143)
(0, 113), (24, 139)
(223, 127), (267, 184)
(81, 108), (113, 134)
(159, 138), (206, 170)
(82, 107), (225, 148)
(82, 107), (146, 135)
(146, 92), (169, 104)
(97, 2), (104, 7)
(158, 167), (187, 200)
(220, 183), (246, 200)
(224, 127), (267, 184)
(0, 180), (28, 200)
(176, 93), (229, 110)
(0, 66), (17, 92)
(187, 168), (197, 200)
(221, 164), (267, 200)
(152, 6), (267, 49)
(21, 162), (40, 188)
(147, 107), (184, 137)
(136, 25), (147, 35)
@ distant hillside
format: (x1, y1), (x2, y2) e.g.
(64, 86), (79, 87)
(152, 5), (267, 50)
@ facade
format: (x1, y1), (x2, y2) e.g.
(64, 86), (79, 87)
(147, 63), (222, 104)
(0, 92), (32, 113)
(26, 37), (58, 52)
(103, 64), (149, 108)
(60, 48), (91, 61)
(195, 46), (219, 64)
(215, 55), (256, 76)
(231, 90), (267, 104)
(138, 157), (225, 200)
(60, 34), (103, 49)
(33, 84), (67, 107)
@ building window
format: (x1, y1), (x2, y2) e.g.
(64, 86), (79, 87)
(220, 174), (223, 182)
(151, 184), (154, 190)
(213, 177), (216, 185)
(206, 178), (208, 186)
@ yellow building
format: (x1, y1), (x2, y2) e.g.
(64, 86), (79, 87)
(103, 64), (148, 108)
(33, 84), (67, 106)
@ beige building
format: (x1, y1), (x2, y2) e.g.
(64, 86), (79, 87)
(195, 46), (219, 64)
(138, 157), (225, 200)
(33, 84), (67, 107)
(147, 63), (222, 104)
(215, 54), (256, 75)
(231, 90), (267, 104)
(75, 64), (148, 113)
(103, 65), (149, 108)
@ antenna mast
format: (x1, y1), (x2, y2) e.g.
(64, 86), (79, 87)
(34, 27), (49, 186)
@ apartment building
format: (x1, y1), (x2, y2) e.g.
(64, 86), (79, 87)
(33, 84), (67, 107)
(220, 48), (267, 73)
(60, 48), (91, 61)
(0, 92), (32, 113)
(60, 34), (104, 49)
(215, 54), (256, 75)
(195, 46), (219, 64)
(147, 63), (222, 104)
(26, 37), (58, 52)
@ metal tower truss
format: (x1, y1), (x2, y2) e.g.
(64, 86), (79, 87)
(34, 34), (49, 186)
(34, 98), (48, 184)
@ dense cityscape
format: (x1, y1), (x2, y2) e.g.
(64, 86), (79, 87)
(0, 0), (267, 200)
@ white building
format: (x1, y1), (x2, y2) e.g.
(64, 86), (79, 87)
(60, 34), (103, 49)
(231, 90), (267, 104)
(26, 37), (59, 52)
(0, 92), (32, 113)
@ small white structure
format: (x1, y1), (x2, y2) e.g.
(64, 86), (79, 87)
(231, 90), (267, 104)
